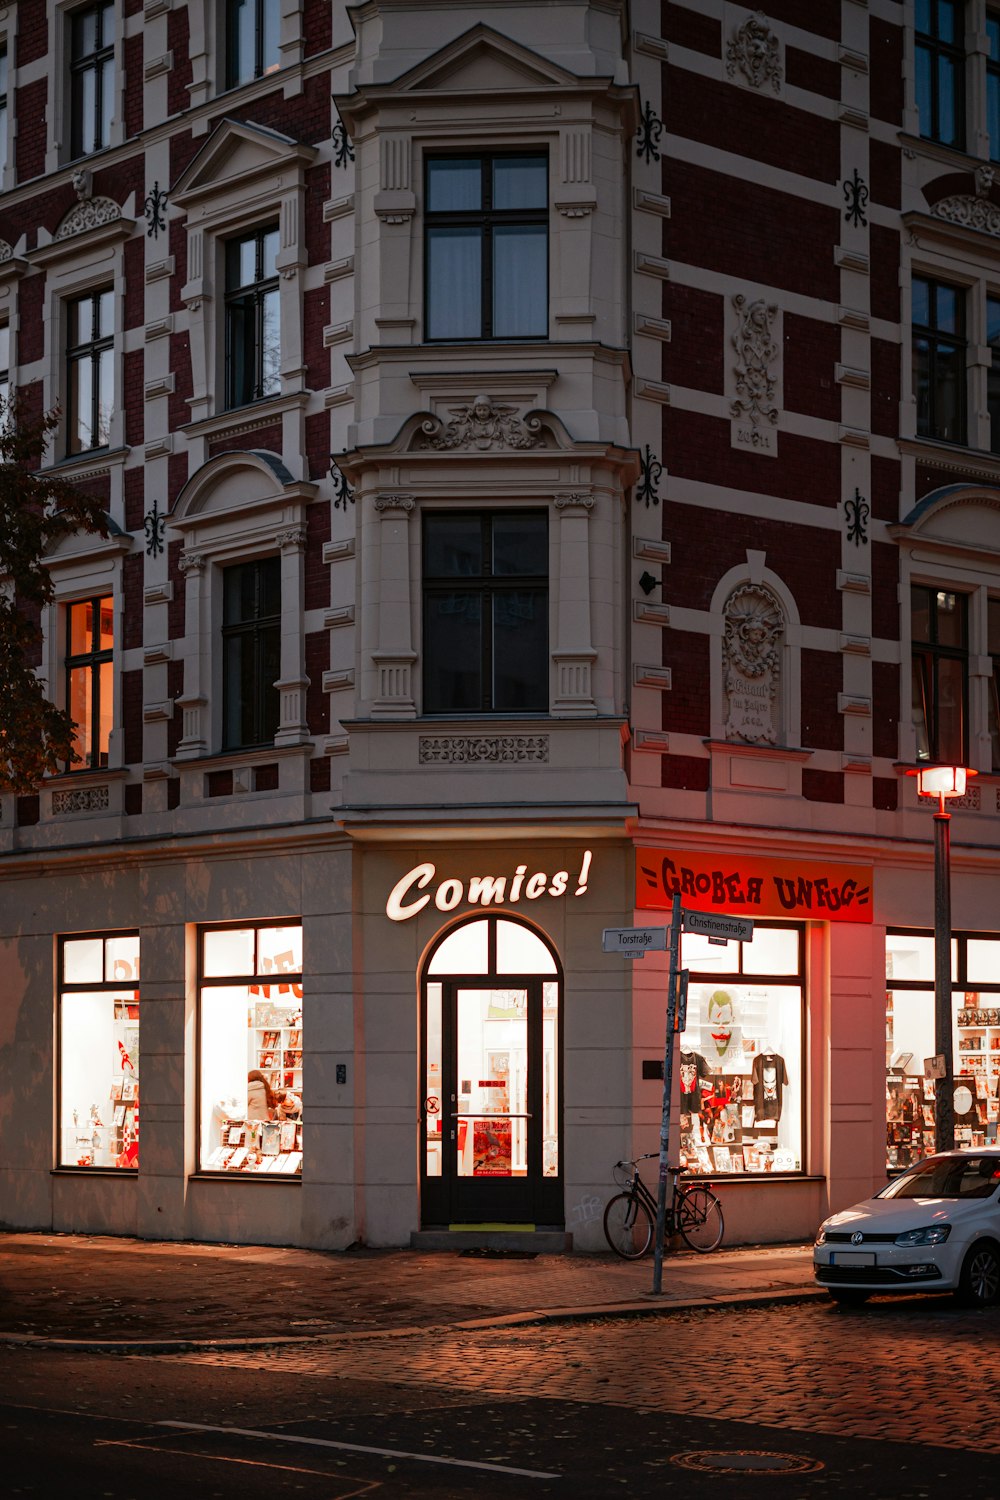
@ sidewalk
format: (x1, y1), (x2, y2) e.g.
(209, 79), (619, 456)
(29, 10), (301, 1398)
(0, 1232), (821, 1352)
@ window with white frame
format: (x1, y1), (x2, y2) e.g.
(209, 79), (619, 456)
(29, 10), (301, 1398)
(424, 152), (548, 342)
(199, 922), (303, 1176)
(0, 46), (8, 180)
(916, 0), (965, 150)
(913, 276), (966, 445)
(226, 0), (280, 89)
(911, 584), (969, 763)
(69, 1), (114, 160)
(58, 931), (140, 1170)
(66, 286), (114, 453)
(224, 224), (280, 408)
(221, 556), (281, 748)
(422, 510), (549, 714)
(0, 320), (10, 414)
(64, 593), (114, 770)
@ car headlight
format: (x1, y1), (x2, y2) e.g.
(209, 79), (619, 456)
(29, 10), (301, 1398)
(815, 1224), (828, 1246)
(893, 1225), (952, 1247)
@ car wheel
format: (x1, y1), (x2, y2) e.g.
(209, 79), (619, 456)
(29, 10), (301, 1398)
(829, 1290), (869, 1308)
(956, 1242), (1000, 1307)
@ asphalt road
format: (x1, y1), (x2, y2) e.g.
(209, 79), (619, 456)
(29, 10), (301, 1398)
(6, 1297), (998, 1497)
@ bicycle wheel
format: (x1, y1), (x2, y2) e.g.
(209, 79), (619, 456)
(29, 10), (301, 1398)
(677, 1186), (724, 1252)
(603, 1192), (653, 1258)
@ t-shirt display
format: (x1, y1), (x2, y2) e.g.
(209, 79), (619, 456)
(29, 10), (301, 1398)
(752, 1052), (788, 1122)
(679, 1050), (711, 1113)
(677, 969), (802, 1178)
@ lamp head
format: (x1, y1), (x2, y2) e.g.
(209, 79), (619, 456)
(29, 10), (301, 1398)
(907, 764), (977, 811)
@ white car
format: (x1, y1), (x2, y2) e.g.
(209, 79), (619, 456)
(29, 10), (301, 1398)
(814, 1149), (1000, 1307)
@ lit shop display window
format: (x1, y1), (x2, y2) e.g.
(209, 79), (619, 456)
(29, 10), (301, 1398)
(886, 931), (1000, 1171)
(199, 923), (303, 1176)
(676, 925), (803, 1176)
(58, 932), (141, 1169)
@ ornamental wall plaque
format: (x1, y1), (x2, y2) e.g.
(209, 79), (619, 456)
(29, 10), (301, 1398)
(726, 13), (782, 94)
(418, 736), (550, 764)
(419, 395), (543, 452)
(52, 786), (111, 814)
(722, 583), (784, 745)
(54, 197), (122, 241)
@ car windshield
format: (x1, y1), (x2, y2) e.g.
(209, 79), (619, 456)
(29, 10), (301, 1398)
(879, 1155), (1000, 1201)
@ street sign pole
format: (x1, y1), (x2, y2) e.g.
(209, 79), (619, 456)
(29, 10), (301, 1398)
(652, 892), (682, 1295)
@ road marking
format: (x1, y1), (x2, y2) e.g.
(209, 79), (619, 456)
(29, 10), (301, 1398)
(158, 1420), (560, 1479)
(95, 1437), (380, 1495)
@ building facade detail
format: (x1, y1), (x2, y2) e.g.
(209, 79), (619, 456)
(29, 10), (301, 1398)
(722, 584), (784, 746)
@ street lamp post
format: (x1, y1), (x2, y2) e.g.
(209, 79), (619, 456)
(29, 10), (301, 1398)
(907, 764), (976, 1155)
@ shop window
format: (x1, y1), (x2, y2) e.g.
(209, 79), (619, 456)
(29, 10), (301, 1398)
(913, 276), (966, 445)
(226, 0), (280, 89)
(910, 584), (968, 763)
(199, 922), (303, 1176)
(58, 931), (140, 1169)
(886, 930), (1000, 1173)
(221, 557), (280, 748)
(69, 1), (114, 160)
(224, 224), (280, 408)
(677, 924), (804, 1177)
(66, 287), (114, 454)
(424, 152), (548, 341)
(422, 510), (548, 714)
(916, 0), (965, 150)
(64, 594), (114, 770)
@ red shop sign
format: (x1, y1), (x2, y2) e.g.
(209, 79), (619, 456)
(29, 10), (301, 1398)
(636, 847), (873, 923)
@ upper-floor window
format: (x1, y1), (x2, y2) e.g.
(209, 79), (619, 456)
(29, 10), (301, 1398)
(225, 225), (280, 408)
(424, 153), (548, 342)
(0, 47), (8, 175)
(911, 584), (968, 763)
(70, 1), (114, 159)
(916, 0), (965, 150)
(222, 557), (281, 748)
(65, 594), (114, 771)
(989, 598), (1000, 770)
(0, 321), (10, 415)
(422, 511), (548, 714)
(913, 276), (966, 444)
(989, 11), (1000, 158)
(227, 0), (280, 89)
(67, 287), (114, 453)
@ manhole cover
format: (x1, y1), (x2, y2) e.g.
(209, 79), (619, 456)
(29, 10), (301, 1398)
(672, 1450), (824, 1475)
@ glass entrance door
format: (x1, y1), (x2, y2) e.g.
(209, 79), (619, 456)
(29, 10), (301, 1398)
(420, 916), (562, 1227)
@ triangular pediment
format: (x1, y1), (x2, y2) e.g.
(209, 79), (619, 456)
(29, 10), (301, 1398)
(389, 25), (585, 95)
(171, 119), (316, 205)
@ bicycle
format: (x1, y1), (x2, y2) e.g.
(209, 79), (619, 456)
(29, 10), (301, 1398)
(603, 1152), (724, 1257)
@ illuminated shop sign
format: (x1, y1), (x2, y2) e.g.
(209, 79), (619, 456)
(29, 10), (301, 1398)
(636, 847), (873, 923)
(386, 850), (593, 922)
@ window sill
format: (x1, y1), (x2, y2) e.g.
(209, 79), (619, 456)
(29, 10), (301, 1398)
(189, 1171), (301, 1185)
(43, 445), (129, 478)
(896, 435), (1000, 481)
(51, 1167), (138, 1178)
(180, 392), (308, 446)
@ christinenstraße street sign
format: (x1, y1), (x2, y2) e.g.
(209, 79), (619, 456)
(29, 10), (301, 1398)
(602, 926), (668, 957)
(682, 910), (754, 943)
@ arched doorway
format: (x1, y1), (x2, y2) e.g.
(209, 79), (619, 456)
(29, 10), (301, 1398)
(420, 914), (563, 1227)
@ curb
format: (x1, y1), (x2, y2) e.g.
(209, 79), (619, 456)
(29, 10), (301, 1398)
(0, 1284), (826, 1354)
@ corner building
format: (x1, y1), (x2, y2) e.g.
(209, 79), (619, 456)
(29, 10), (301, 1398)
(2, 0), (1000, 1251)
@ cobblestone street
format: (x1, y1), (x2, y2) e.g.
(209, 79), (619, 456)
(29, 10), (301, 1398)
(170, 1297), (1000, 1460)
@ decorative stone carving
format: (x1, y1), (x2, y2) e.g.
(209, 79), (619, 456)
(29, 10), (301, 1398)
(419, 395), (543, 452)
(419, 736), (550, 765)
(931, 190), (1000, 238)
(52, 785), (110, 815)
(731, 295), (779, 428)
(178, 551), (206, 574)
(54, 196), (122, 241)
(554, 492), (595, 511)
(726, 13), (782, 93)
(0, 239), (13, 264)
(276, 528), (307, 550)
(374, 493), (415, 513)
(722, 583), (784, 745)
(71, 168), (93, 201)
